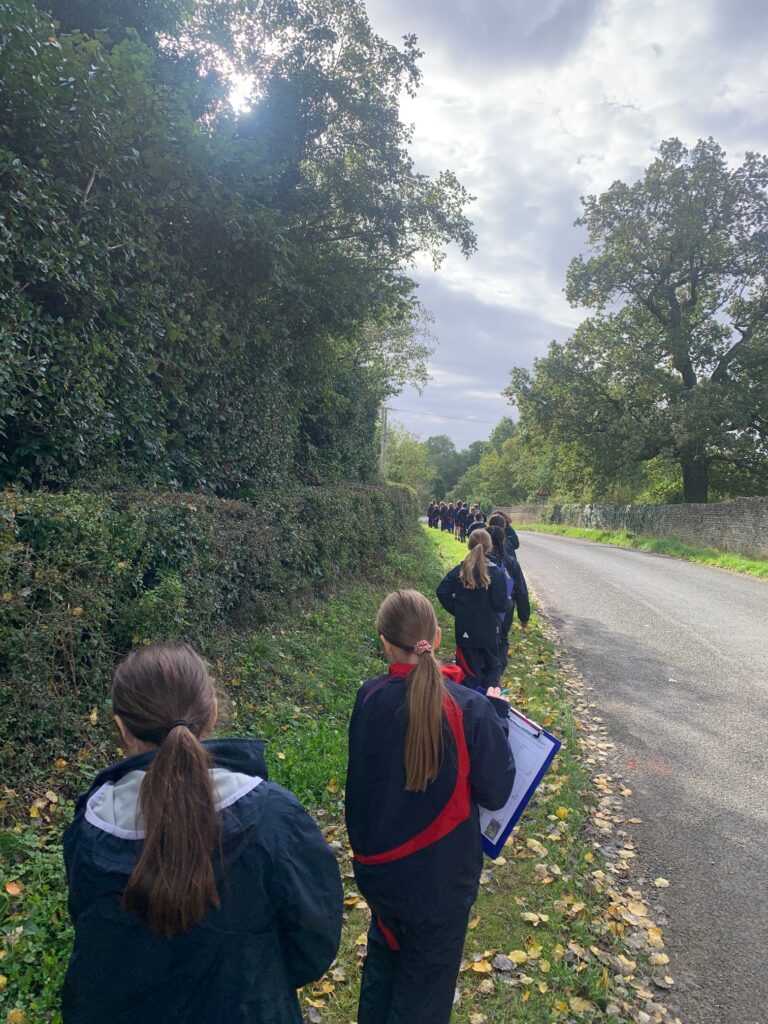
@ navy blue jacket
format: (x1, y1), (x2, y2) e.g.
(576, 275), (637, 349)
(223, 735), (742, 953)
(505, 524), (520, 551)
(489, 551), (530, 625)
(345, 665), (515, 920)
(62, 739), (343, 1024)
(435, 561), (509, 648)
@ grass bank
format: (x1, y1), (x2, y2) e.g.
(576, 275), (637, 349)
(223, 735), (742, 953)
(518, 523), (768, 580)
(0, 527), (681, 1024)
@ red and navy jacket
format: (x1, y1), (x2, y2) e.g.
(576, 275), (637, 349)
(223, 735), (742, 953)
(345, 664), (515, 920)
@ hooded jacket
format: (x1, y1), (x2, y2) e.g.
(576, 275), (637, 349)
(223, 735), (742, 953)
(488, 550), (530, 625)
(62, 739), (343, 1024)
(345, 665), (515, 921)
(435, 560), (509, 648)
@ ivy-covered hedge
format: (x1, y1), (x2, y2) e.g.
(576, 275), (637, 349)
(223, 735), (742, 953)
(0, 483), (417, 799)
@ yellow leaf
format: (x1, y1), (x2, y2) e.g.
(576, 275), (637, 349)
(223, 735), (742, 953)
(569, 902), (586, 915)
(354, 933), (368, 947)
(525, 942), (542, 959)
(470, 960), (492, 974)
(312, 981), (335, 996)
(54, 758), (67, 769)
(304, 998), (325, 1009)
(654, 877), (670, 888)
(72, 606), (84, 617)
(543, 716), (554, 726)
(555, 806), (570, 819)
(2, 592), (13, 603)
(538, 982), (549, 994)
(89, 708), (98, 725)
(617, 954), (636, 971)
(521, 991), (530, 1002)
(327, 778), (339, 794)
(468, 915), (481, 930)
(583, 851), (594, 863)
(7, 1011), (26, 1024)
(539, 959), (551, 973)
(45, 790), (58, 804)
(569, 996), (595, 1013)
(520, 912), (540, 924)
(0, 976), (6, 992)
(650, 952), (670, 966)
(470, 1015), (487, 1024)
(552, 943), (565, 960)
(4, 882), (22, 897)
(491, 856), (506, 866)
(627, 900), (648, 917)
(508, 950), (528, 964)
(554, 1000), (570, 1013)
(647, 927), (665, 948)
(276, 752), (286, 760)
(525, 838), (547, 858)
(28, 803), (40, 819)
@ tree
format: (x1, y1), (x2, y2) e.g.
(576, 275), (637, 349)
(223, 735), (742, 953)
(508, 138), (768, 503)
(383, 424), (436, 504)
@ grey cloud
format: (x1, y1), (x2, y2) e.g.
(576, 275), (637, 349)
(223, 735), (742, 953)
(390, 275), (571, 447)
(366, 0), (605, 70)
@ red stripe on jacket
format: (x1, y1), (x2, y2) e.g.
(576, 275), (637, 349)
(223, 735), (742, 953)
(354, 664), (470, 865)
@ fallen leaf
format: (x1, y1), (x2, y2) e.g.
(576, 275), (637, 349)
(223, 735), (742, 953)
(649, 952), (670, 966)
(469, 960), (492, 974)
(469, 1014), (487, 1024)
(508, 950), (528, 965)
(654, 877), (670, 888)
(276, 752), (286, 760)
(477, 978), (495, 995)
(627, 900), (648, 917)
(72, 606), (84, 617)
(526, 838), (547, 858)
(89, 708), (99, 725)
(555, 806), (570, 819)
(4, 882), (22, 897)
(569, 996), (595, 1013)
(326, 778), (339, 794)
(468, 915), (481, 930)
(647, 927), (665, 948)
(538, 982), (549, 993)
(354, 933), (368, 947)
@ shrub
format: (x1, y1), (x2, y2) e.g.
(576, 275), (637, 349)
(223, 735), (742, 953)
(0, 483), (417, 804)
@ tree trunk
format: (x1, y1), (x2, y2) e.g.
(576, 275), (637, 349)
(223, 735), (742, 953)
(681, 454), (709, 503)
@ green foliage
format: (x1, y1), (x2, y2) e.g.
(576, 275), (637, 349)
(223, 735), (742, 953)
(383, 423), (436, 504)
(0, 483), (416, 803)
(507, 138), (768, 503)
(0, 0), (474, 493)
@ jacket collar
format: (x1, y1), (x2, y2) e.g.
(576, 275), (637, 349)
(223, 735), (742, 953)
(387, 663), (465, 684)
(79, 738), (269, 804)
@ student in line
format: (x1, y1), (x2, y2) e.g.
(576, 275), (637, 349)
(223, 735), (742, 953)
(436, 529), (509, 691)
(345, 590), (515, 1024)
(466, 511), (487, 538)
(62, 643), (343, 1024)
(489, 510), (520, 552)
(488, 525), (530, 670)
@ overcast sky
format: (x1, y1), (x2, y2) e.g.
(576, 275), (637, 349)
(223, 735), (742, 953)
(361, 0), (768, 448)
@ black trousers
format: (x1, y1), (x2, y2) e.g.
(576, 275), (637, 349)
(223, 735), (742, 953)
(358, 909), (471, 1024)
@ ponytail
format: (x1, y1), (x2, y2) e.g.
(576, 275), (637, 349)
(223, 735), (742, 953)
(460, 529), (492, 589)
(403, 652), (445, 791)
(375, 590), (448, 793)
(112, 643), (220, 938)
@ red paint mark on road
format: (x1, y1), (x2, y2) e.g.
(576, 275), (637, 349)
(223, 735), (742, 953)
(625, 755), (671, 776)
(626, 756), (638, 770)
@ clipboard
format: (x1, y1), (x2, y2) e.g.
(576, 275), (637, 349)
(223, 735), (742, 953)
(479, 707), (562, 859)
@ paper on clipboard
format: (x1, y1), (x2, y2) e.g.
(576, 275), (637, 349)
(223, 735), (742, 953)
(479, 707), (562, 859)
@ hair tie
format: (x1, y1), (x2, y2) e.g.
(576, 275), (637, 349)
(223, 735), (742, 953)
(414, 640), (433, 657)
(169, 719), (188, 730)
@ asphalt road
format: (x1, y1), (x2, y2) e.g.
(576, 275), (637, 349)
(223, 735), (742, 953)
(517, 532), (768, 1024)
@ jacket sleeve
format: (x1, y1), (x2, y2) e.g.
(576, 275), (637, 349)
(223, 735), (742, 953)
(274, 799), (344, 989)
(489, 565), (509, 615)
(507, 557), (530, 623)
(465, 696), (516, 812)
(506, 526), (520, 550)
(436, 566), (458, 616)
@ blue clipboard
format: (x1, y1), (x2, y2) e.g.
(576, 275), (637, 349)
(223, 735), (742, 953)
(479, 707), (562, 859)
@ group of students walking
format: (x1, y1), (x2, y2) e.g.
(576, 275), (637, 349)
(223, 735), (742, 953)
(62, 517), (532, 1024)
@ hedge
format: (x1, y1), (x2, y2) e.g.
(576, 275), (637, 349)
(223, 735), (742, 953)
(0, 483), (417, 801)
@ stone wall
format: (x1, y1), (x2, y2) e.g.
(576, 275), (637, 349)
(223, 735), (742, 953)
(500, 497), (768, 560)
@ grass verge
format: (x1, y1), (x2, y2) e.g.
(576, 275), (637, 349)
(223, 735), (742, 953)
(518, 523), (768, 579)
(0, 527), (681, 1024)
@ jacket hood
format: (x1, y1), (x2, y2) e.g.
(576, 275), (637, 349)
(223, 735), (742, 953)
(76, 738), (270, 836)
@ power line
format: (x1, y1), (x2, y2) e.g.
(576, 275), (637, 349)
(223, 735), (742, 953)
(389, 407), (500, 426)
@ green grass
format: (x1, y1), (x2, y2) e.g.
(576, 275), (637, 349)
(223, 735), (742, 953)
(0, 526), (675, 1024)
(519, 522), (768, 579)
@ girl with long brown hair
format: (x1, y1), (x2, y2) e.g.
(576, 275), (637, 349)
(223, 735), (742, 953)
(62, 642), (343, 1024)
(436, 528), (509, 691)
(345, 589), (515, 1024)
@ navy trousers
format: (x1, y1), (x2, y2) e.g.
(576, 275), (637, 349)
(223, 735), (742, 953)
(455, 644), (502, 691)
(358, 909), (471, 1024)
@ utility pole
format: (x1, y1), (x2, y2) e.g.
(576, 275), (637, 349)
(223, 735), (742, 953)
(379, 404), (389, 476)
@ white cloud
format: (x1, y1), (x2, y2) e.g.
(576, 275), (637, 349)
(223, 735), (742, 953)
(363, 0), (768, 446)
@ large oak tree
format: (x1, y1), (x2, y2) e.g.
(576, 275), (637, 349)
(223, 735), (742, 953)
(507, 138), (768, 502)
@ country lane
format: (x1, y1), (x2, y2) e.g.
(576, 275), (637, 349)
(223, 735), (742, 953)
(517, 531), (768, 1024)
